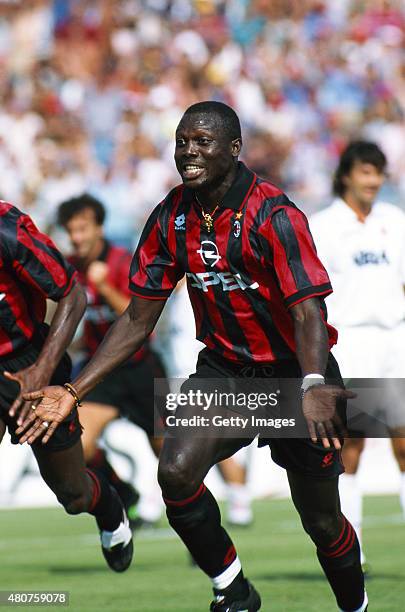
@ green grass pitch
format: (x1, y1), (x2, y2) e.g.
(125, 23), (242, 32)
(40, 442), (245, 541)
(0, 495), (404, 611)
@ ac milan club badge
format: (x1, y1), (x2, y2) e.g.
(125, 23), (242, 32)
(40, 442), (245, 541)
(234, 211), (243, 237)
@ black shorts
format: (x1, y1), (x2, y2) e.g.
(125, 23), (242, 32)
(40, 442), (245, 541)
(184, 349), (346, 479)
(82, 350), (168, 437)
(0, 341), (82, 452)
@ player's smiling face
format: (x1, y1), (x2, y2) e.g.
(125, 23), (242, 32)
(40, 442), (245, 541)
(343, 161), (385, 207)
(174, 113), (241, 192)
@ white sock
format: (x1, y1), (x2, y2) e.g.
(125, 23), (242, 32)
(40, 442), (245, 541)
(339, 591), (368, 612)
(227, 483), (252, 525)
(211, 557), (242, 590)
(339, 473), (365, 563)
(399, 473), (405, 519)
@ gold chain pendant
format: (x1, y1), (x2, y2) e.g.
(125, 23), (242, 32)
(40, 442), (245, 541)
(196, 195), (219, 233)
(202, 212), (214, 233)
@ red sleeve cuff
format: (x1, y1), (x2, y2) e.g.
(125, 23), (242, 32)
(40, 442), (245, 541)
(285, 283), (332, 309)
(61, 270), (79, 298)
(129, 282), (172, 300)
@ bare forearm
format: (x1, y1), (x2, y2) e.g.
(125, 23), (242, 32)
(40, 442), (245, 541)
(35, 283), (87, 376)
(291, 299), (329, 376)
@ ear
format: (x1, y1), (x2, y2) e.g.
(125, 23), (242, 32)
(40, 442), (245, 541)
(231, 138), (242, 158)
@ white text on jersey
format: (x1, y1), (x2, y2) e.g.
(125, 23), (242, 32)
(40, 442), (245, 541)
(186, 271), (259, 293)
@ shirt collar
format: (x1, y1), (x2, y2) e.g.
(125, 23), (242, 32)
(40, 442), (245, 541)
(183, 161), (256, 211)
(97, 239), (110, 262)
(332, 197), (363, 221)
(332, 197), (376, 223)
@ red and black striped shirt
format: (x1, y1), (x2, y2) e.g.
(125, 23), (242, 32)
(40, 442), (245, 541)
(0, 202), (77, 357)
(69, 241), (147, 362)
(130, 162), (337, 363)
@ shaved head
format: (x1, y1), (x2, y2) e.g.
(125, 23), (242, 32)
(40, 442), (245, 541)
(182, 101), (242, 142)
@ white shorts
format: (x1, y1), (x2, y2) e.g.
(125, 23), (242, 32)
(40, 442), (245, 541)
(332, 324), (405, 431)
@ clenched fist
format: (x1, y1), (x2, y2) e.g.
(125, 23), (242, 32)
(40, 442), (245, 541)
(87, 261), (109, 287)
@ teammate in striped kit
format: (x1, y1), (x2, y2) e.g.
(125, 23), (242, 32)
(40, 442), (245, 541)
(19, 102), (366, 611)
(0, 203), (133, 572)
(310, 141), (405, 568)
(58, 194), (168, 528)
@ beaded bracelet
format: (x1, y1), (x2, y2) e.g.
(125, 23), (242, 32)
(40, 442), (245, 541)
(63, 382), (82, 407)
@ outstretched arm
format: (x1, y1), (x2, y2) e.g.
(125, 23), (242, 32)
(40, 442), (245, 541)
(18, 295), (166, 444)
(290, 298), (354, 449)
(290, 298), (329, 376)
(7, 281), (87, 424)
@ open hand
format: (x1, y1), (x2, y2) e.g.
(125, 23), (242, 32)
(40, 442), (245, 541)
(302, 385), (356, 449)
(5, 365), (51, 425)
(16, 386), (76, 445)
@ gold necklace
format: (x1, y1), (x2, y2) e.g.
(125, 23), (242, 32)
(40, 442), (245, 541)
(196, 195), (219, 233)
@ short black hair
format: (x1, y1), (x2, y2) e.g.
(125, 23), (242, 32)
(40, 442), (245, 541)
(333, 141), (387, 197)
(182, 101), (242, 141)
(57, 193), (106, 227)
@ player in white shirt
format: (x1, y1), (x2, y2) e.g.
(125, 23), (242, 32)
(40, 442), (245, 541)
(310, 141), (405, 567)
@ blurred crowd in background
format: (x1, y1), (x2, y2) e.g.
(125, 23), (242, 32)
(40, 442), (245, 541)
(0, 0), (403, 252)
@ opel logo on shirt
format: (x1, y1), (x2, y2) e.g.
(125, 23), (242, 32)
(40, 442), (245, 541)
(197, 240), (222, 267)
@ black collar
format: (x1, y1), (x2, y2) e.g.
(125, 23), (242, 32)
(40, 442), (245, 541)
(183, 162), (256, 211)
(71, 239), (109, 273)
(97, 239), (110, 262)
